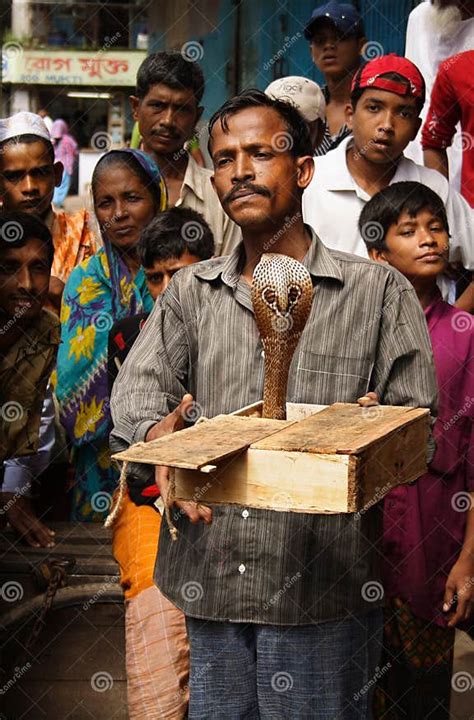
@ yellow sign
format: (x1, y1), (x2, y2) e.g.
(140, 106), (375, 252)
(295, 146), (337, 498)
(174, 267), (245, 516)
(2, 49), (147, 86)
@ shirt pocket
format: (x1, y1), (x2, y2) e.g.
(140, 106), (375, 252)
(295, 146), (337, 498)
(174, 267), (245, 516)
(293, 351), (373, 405)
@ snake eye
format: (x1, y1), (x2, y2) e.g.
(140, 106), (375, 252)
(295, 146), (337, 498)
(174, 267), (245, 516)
(288, 285), (302, 304)
(262, 287), (277, 306)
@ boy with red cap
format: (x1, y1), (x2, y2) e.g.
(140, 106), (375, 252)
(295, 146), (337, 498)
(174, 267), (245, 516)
(303, 54), (474, 308)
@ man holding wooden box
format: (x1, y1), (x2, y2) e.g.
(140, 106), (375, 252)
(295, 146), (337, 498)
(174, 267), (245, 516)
(110, 90), (437, 719)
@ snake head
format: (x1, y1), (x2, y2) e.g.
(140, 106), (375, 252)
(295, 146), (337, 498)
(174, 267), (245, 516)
(251, 253), (313, 337)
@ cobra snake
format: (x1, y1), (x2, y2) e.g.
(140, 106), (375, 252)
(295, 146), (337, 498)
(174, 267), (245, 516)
(251, 253), (313, 420)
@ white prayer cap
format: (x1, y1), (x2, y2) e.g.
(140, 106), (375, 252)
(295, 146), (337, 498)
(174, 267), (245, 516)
(265, 77), (326, 123)
(0, 111), (51, 144)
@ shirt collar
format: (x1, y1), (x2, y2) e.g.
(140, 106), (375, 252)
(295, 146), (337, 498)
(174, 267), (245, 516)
(317, 135), (357, 191)
(194, 227), (344, 288)
(179, 154), (208, 204)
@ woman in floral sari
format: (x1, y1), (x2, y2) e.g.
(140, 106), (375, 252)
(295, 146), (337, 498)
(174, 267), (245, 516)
(56, 149), (167, 520)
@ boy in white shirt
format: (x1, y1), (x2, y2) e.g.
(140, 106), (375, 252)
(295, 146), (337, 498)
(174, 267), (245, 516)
(303, 54), (473, 307)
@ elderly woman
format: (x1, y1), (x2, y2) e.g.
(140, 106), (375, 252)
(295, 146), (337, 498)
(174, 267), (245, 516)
(56, 149), (166, 520)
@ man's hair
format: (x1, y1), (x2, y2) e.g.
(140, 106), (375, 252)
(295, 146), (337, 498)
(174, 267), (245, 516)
(0, 134), (55, 165)
(135, 52), (205, 103)
(0, 210), (54, 264)
(208, 88), (313, 158)
(350, 73), (424, 114)
(358, 181), (450, 252)
(138, 207), (214, 267)
(91, 151), (163, 210)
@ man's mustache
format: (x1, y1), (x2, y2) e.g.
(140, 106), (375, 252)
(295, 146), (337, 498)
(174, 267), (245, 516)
(223, 182), (271, 205)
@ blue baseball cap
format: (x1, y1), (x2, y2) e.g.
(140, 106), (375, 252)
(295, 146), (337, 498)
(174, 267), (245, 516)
(304, 0), (363, 40)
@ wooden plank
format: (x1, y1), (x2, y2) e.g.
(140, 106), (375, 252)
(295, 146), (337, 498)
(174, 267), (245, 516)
(351, 414), (429, 512)
(112, 414), (294, 469)
(253, 403), (429, 454)
(286, 403), (327, 421)
(175, 448), (351, 513)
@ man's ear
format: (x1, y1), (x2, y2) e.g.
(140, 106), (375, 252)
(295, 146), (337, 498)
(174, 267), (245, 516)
(53, 161), (63, 188)
(296, 155), (315, 190)
(368, 246), (390, 264)
(345, 103), (354, 131)
(130, 95), (140, 121)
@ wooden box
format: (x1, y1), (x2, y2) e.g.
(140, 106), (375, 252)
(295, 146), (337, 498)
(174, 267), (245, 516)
(112, 402), (429, 514)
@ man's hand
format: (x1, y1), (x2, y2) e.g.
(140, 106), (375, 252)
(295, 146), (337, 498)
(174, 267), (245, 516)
(148, 394), (212, 525)
(443, 556), (474, 627)
(3, 494), (55, 548)
(357, 391), (379, 407)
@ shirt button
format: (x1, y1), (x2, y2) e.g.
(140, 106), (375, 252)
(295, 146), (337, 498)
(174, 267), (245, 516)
(238, 563), (246, 574)
(261, 350), (265, 358)
(242, 509), (249, 519)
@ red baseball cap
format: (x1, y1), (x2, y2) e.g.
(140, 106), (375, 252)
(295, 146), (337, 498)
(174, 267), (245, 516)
(351, 54), (425, 104)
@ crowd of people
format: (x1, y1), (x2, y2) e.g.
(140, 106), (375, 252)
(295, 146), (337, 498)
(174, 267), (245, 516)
(0, 0), (473, 718)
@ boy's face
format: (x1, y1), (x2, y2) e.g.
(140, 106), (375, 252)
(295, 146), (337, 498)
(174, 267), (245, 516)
(0, 140), (62, 219)
(347, 89), (421, 165)
(369, 209), (449, 283)
(0, 238), (51, 323)
(144, 250), (202, 299)
(130, 83), (203, 158)
(310, 21), (363, 78)
(210, 106), (313, 232)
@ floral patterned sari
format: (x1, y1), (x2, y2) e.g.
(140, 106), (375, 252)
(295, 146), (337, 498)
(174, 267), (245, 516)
(55, 149), (166, 520)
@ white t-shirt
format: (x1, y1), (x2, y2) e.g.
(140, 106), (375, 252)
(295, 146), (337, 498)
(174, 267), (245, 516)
(302, 136), (474, 288)
(404, 0), (474, 188)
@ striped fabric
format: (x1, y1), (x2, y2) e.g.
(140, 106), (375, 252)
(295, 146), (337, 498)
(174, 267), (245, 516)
(110, 231), (438, 625)
(314, 121), (352, 157)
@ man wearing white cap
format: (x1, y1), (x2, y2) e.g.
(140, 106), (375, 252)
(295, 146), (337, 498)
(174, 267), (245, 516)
(265, 76), (326, 152)
(0, 112), (96, 313)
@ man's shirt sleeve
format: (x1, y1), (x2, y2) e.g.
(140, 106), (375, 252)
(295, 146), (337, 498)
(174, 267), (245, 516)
(421, 60), (459, 151)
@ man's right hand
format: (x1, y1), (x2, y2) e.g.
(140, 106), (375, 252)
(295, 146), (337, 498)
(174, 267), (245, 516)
(147, 394), (212, 525)
(3, 494), (55, 548)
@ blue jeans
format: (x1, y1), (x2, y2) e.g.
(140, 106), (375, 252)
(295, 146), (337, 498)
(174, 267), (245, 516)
(186, 611), (383, 719)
